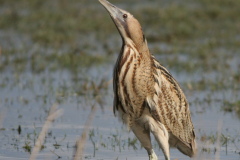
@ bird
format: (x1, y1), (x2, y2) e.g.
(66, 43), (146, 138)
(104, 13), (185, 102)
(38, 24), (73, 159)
(99, 0), (196, 160)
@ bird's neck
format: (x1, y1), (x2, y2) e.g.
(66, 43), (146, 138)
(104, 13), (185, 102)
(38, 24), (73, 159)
(115, 42), (155, 117)
(124, 38), (151, 59)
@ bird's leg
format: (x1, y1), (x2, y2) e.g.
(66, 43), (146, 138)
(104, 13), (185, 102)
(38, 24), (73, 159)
(144, 118), (170, 160)
(131, 123), (158, 160)
(148, 149), (158, 160)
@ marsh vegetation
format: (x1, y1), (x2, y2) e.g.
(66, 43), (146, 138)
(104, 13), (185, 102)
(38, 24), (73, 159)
(0, 0), (239, 159)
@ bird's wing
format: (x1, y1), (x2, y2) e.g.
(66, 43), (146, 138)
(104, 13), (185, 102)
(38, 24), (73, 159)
(146, 55), (196, 153)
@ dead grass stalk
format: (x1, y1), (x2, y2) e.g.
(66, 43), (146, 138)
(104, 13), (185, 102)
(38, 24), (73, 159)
(73, 102), (97, 160)
(29, 104), (64, 160)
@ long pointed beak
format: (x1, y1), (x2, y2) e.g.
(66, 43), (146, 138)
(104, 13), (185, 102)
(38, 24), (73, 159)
(99, 0), (131, 41)
(99, 0), (121, 19)
(99, 0), (126, 28)
(99, 0), (147, 50)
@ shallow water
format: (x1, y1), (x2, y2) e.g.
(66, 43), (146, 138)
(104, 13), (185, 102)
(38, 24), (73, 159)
(0, 0), (240, 159)
(0, 60), (240, 160)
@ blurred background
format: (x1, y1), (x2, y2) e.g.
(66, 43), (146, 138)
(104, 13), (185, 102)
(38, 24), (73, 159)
(0, 0), (240, 159)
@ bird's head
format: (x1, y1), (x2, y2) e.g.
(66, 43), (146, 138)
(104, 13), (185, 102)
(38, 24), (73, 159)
(99, 0), (147, 51)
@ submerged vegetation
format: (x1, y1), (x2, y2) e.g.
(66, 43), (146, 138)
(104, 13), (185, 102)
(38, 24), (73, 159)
(0, 0), (239, 159)
(222, 100), (240, 119)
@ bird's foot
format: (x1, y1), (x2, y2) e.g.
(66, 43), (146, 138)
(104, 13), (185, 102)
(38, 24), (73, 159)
(149, 149), (158, 160)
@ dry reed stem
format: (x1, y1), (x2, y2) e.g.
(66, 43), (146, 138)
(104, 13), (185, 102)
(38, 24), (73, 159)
(105, 78), (113, 87)
(50, 150), (61, 158)
(0, 45), (1, 65)
(73, 76), (109, 159)
(73, 103), (97, 160)
(0, 109), (6, 130)
(193, 113), (204, 160)
(29, 104), (64, 160)
(215, 119), (222, 160)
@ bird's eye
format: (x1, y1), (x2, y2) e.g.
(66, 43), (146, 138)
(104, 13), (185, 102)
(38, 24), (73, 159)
(123, 14), (128, 19)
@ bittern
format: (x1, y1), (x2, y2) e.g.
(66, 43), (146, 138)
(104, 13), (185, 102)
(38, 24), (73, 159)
(99, 0), (196, 160)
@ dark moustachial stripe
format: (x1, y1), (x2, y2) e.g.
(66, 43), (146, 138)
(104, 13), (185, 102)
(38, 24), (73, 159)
(119, 19), (131, 38)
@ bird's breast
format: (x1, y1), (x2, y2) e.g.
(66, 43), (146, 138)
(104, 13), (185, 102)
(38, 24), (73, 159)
(114, 46), (154, 117)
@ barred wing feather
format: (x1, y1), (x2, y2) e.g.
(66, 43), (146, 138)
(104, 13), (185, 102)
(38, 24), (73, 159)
(147, 55), (196, 157)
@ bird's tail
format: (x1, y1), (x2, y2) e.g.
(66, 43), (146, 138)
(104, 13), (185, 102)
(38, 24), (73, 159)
(169, 133), (197, 157)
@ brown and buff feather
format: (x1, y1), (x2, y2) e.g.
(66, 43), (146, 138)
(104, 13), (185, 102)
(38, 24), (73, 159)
(99, 0), (197, 157)
(113, 44), (196, 156)
(149, 56), (196, 157)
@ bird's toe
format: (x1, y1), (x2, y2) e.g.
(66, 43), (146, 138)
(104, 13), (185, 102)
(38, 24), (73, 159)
(149, 150), (158, 160)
